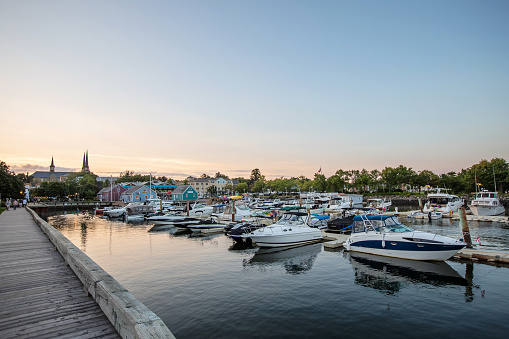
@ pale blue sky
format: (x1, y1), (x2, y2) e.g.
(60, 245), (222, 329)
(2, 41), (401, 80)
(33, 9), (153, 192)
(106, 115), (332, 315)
(1, 0), (508, 179)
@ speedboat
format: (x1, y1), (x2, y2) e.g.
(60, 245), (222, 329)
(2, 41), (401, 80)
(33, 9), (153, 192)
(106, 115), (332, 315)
(219, 203), (254, 222)
(187, 218), (225, 233)
(367, 198), (392, 212)
(188, 202), (215, 217)
(226, 215), (273, 243)
(241, 211), (323, 248)
(308, 215), (330, 229)
(146, 213), (190, 225)
(344, 215), (466, 261)
(122, 202), (155, 222)
(104, 206), (126, 218)
(423, 191), (464, 214)
(468, 190), (505, 216)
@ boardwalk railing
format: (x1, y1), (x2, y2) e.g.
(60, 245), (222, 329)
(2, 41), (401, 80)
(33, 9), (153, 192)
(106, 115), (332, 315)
(26, 207), (175, 339)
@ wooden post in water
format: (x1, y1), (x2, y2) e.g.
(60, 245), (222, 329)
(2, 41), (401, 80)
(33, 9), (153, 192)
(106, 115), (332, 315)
(232, 199), (235, 222)
(458, 207), (473, 248)
(418, 198), (423, 213)
(186, 201), (189, 216)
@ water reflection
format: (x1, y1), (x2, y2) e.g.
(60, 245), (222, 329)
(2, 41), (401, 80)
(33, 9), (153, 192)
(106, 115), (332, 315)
(243, 243), (321, 274)
(348, 252), (471, 295)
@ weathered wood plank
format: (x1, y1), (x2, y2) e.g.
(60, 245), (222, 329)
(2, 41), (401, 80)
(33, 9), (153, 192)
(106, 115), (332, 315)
(0, 209), (120, 339)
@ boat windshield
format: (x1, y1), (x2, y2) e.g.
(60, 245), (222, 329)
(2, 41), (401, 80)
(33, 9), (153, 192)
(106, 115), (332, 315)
(353, 217), (413, 233)
(237, 204), (250, 211)
(276, 214), (305, 225)
(380, 217), (413, 233)
(429, 197), (449, 204)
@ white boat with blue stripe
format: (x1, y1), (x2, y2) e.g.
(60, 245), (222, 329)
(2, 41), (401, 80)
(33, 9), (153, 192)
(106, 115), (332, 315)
(344, 215), (466, 261)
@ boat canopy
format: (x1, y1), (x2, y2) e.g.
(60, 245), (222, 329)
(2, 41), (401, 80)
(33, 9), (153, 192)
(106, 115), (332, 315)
(352, 215), (397, 222)
(280, 206), (306, 211)
(283, 211), (309, 217)
(311, 215), (330, 220)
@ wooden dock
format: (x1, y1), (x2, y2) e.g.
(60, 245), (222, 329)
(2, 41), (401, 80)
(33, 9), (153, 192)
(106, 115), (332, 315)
(0, 208), (121, 338)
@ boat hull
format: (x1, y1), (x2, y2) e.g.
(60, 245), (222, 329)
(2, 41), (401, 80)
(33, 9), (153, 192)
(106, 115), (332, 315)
(347, 240), (464, 261)
(247, 230), (323, 248)
(468, 205), (505, 216)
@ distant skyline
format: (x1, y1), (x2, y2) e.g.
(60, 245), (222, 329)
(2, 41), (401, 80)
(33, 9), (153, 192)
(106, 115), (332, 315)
(1, 1), (508, 180)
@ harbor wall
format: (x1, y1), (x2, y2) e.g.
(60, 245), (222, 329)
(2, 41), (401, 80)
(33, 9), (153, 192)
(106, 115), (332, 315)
(26, 207), (175, 339)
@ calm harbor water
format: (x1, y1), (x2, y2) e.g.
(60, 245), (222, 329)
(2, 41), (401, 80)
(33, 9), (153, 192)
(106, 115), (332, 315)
(49, 214), (509, 339)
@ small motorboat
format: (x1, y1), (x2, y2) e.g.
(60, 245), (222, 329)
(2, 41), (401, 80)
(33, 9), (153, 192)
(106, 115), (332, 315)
(241, 211), (323, 248)
(326, 215), (355, 233)
(344, 214), (466, 261)
(187, 218), (226, 233)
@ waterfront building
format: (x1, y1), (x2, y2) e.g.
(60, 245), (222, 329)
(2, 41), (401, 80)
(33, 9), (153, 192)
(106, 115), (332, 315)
(97, 185), (127, 202)
(120, 185), (157, 203)
(171, 185), (198, 202)
(188, 177), (238, 197)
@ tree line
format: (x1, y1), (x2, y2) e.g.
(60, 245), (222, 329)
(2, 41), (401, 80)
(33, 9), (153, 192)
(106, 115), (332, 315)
(239, 158), (509, 195)
(1, 157), (507, 202)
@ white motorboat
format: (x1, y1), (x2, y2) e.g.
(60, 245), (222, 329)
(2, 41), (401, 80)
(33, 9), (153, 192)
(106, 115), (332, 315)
(408, 211), (442, 220)
(146, 198), (176, 213)
(122, 202), (155, 222)
(188, 202), (217, 217)
(468, 191), (505, 216)
(146, 213), (189, 225)
(327, 194), (363, 210)
(423, 191), (464, 214)
(220, 203), (254, 222)
(344, 215), (466, 261)
(104, 206), (126, 218)
(367, 198), (392, 211)
(187, 219), (226, 233)
(241, 211), (323, 248)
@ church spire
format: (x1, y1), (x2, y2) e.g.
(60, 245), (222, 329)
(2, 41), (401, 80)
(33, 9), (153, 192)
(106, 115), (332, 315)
(50, 156), (55, 173)
(81, 150), (90, 173)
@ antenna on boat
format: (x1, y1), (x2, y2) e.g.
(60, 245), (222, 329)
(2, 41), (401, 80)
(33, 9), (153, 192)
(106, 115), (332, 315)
(493, 167), (497, 192)
(474, 171), (478, 194)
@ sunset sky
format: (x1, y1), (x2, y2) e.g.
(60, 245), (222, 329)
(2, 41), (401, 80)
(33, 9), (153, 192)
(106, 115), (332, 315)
(1, 0), (508, 180)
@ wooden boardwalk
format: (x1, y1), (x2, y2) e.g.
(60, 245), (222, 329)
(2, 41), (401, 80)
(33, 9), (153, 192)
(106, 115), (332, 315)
(0, 208), (120, 339)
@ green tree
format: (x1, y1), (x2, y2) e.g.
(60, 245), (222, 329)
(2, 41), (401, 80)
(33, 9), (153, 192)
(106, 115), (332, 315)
(252, 178), (266, 193)
(207, 185), (217, 196)
(0, 161), (24, 199)
(327, 170), (349, 192)
(313, 173), (327, 192)
(415, 170), (440, 191)
(214, 172), (229, 179)
(460, 158), (509, 193)
(236, 182), (248, 193)
(354, 169), (372, 193)
(250, 168), (262, 184)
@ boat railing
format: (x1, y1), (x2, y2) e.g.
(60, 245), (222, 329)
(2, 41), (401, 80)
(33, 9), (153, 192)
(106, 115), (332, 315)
(359, 215), (380, 233)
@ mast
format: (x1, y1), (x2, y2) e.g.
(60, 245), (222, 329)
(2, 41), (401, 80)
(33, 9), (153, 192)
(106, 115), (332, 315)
(493, 167), (497, 192)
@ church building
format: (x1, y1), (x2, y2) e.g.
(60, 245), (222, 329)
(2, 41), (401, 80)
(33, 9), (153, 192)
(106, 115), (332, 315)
(31, 151), (91, 184)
